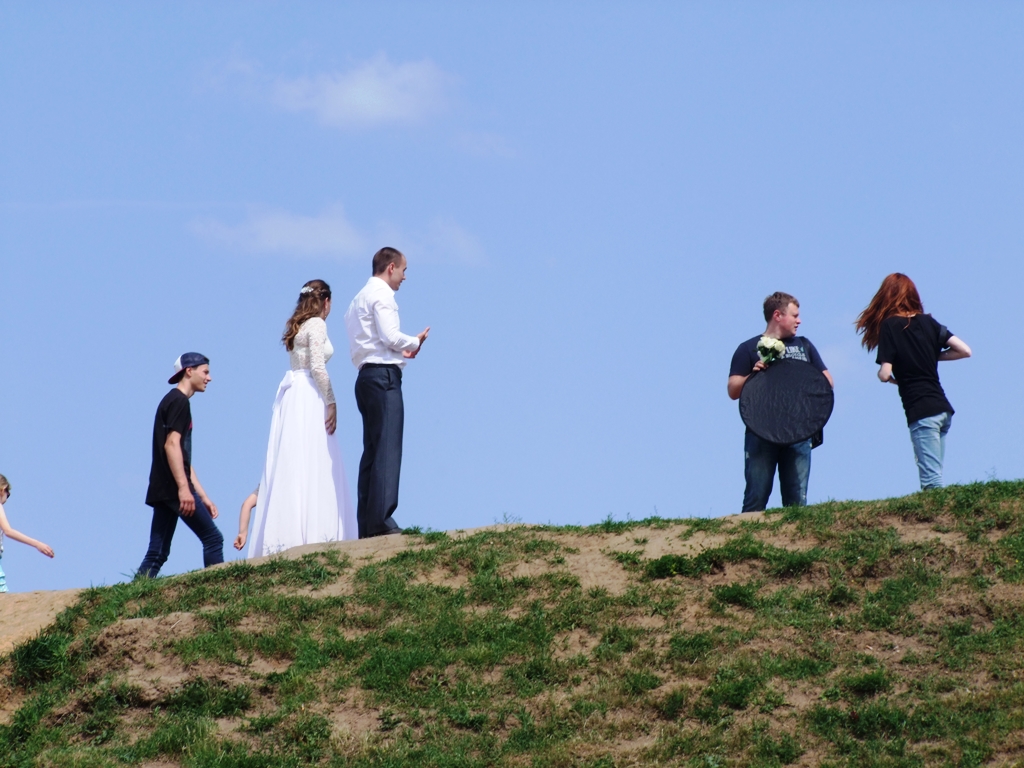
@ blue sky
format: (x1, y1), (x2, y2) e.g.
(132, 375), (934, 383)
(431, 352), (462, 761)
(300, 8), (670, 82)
(2, 2), (1022, 592)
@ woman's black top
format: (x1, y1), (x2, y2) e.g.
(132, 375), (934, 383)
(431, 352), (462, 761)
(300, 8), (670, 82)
(876, 314), (954, 425)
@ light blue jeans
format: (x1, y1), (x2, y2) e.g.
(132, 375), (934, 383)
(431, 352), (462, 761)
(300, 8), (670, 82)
(908, 412), (952, 490)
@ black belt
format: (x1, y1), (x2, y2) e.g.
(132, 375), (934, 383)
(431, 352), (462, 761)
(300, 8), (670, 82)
(360, 363), (400, 370)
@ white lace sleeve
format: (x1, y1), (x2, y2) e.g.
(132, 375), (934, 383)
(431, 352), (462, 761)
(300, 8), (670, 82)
(305, 318), (336, 405)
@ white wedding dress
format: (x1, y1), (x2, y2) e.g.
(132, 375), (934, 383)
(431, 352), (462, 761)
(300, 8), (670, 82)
(248, 317), (357, 557)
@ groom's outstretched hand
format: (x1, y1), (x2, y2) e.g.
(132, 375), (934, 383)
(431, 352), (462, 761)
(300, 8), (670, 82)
(403, 327), (431, 359)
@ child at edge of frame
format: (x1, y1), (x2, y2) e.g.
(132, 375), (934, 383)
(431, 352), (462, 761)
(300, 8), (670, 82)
(0, 473), (56, 593)
(234, 486), (259, 551)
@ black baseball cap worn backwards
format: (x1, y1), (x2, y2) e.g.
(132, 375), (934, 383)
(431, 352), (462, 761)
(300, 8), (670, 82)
(169, 352), (210, 384)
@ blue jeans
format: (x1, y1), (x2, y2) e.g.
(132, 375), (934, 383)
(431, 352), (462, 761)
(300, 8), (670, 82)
(742, 430), (812, 512)
(908, 412), (952, 490)
(137, 493), (224, 578)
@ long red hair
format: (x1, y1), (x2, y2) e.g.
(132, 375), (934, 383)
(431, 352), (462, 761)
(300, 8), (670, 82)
(855, 273), (924, 351)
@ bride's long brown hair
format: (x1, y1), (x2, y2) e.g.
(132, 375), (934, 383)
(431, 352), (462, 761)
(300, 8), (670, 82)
(282, 279), (332, 351)
(854, 273), (924, 351)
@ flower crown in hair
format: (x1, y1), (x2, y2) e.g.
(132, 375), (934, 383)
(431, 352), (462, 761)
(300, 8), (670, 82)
(300, 285), (331, 300)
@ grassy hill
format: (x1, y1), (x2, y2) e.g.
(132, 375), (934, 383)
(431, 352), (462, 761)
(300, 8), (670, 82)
(4, 480), (1024, 767)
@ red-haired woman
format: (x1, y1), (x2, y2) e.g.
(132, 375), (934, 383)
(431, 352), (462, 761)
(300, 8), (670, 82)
(855, 274), (971, 489)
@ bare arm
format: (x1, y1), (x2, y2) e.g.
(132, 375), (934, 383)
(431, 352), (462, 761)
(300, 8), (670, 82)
(234, 492), (258, 550)
(165, 432), (195, 515)
(878, 362), (897, 384)
(822, 369), (834, 388)
(940, 335), (972, 361)
(189, 466), (218, 519)
(727, 361), (767, 400)
(0, 503), (54, 557)
(727, 375), (746, 400)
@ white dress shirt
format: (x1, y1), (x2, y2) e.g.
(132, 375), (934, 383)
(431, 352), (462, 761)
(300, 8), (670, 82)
(344, 276), (421, 369)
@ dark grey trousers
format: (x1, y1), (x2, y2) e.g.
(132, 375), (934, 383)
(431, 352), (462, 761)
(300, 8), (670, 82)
(354, 364), (405, 538)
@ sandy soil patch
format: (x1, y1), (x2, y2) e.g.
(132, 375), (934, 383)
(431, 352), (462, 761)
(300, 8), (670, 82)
(330, 688), (384, 737)
(240, 530), (417, 568)
(412, 568), (469, 590)
(919, 593), (995, 629)
(88, 612), (268, 705)
(980, 582), (1024, 618)
(552, 629), (600, 660)
(896, 522), (966, 547)
(0, 587), (82, 656)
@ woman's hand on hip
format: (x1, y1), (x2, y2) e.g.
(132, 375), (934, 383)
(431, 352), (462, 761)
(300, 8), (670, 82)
(326, 403), (337, 435)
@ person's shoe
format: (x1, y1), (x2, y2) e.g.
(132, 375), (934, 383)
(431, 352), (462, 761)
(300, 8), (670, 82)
(369, 527), (403, 538)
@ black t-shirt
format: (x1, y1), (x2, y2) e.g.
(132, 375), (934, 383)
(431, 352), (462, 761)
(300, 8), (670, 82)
(876, 314), (954, 425)
(146, 388), (193, 507)
(730, 334), (828, 378)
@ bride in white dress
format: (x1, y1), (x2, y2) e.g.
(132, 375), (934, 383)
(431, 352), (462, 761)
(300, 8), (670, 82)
(248, 279), (357, 557)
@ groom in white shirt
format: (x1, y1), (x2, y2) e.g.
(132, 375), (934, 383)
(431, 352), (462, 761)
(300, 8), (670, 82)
(344, 247), (430, 538)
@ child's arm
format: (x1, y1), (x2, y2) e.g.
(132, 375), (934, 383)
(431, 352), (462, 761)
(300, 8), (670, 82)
(234, 492), (258, 551)
(0, 503), (54, 558)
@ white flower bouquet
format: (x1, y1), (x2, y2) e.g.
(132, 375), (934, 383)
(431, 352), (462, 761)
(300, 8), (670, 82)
(757, 335), (786, 365)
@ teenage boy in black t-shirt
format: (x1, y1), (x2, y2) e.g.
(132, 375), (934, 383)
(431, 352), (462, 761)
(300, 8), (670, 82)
(137, 352), (224, 578)
(728, 293), (834, 512)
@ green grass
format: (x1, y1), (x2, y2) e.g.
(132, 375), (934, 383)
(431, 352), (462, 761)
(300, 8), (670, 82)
(645, 536), (822, 581)
(712, 581), (760, 609)
(4, 480), (1024, 766)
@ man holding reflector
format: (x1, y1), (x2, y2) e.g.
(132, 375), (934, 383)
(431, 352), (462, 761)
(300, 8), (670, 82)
(728, 292), (835, 513)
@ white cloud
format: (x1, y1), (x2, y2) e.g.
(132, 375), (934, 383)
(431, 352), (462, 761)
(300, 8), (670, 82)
(191, 204), (367, 258)
(271, 54), (452, 129)
(191, 205), (485, 265)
